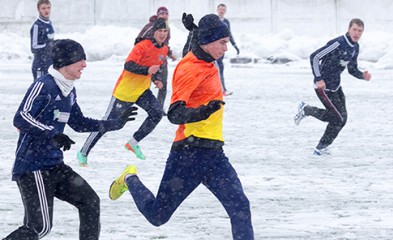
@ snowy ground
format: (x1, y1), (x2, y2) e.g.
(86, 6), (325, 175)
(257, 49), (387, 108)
(1, 59), (393, 239)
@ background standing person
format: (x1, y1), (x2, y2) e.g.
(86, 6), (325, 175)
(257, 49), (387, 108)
(135, 6), (177, 115)
(216, 3), (240, 96)
(108, 14), (254, 240)
(3, 39), (136, 240)
(181, 12), (198, 57)
(77, 18), (169, 165)
(294, 18), (372, 155)
(30, 0), (54, 81)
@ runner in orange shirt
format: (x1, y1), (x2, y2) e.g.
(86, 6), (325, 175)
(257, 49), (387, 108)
(135, 6), (177, 115)
(77, 18), (169, 164)
(109, 14), (254, 240)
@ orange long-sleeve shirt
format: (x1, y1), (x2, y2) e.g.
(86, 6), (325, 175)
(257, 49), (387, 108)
(170, 51), (224, 143)
(113, 39), (168, 102)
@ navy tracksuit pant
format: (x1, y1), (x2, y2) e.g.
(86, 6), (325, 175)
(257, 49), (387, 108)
(126, 146), (254, 240)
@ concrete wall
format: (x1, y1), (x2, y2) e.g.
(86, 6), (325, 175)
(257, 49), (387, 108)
(1, 0), (393, 36)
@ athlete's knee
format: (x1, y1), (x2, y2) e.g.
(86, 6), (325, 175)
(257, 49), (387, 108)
(149, 108), (163, 122)
(148, 214), (171, 227)
(78, 190), (100, 212)
(342, 113), (348, 125)
(79, 193), (100, 228)
(329, 111), (347, 126)
(336, 113), (347, 127)
(88, 191), (100, 210)
(229, 193), (252, 220)
(238, 195), (252, 214)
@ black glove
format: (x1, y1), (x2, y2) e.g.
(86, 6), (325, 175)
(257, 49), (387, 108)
(200, 100), (225, 119)
(53, 133), (75, 151)
(182, 13), (198, 31)
(234, 45), (240, 55)
(120, 106), (138, 124)
(100, 106), (138, 132)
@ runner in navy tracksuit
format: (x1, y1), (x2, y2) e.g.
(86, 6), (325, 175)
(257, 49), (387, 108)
(3, 39), (136, 240)
(30, 0), (55, 81)
(294, 18), (372, 155)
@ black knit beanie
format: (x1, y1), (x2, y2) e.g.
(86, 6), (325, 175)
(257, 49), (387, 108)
(52, 39), (86, 69)
(198, 14), (230, 45)
(152, 18), (168, 32)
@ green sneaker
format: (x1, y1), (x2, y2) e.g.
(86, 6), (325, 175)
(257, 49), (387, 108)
(109, 165), (137, 200)
(125, 142), (146, 160)
(77, 150), (88, 167)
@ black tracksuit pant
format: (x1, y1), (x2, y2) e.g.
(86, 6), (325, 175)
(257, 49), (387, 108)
(3, 164), (100, 240)
(304, 87), (347, 149)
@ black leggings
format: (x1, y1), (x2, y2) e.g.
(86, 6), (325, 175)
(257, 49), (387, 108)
(305, 87), (347, 149)
(156, 63), (168, 111)
(3, 164), (100, 240)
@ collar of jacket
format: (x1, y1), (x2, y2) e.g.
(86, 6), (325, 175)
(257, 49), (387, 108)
(191, 44), (215, 63)
(39, 15), (50, 22)
(150, 38), (165, 48)
(345, 32), (356, 45)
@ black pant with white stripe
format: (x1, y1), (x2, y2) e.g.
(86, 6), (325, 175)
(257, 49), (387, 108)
(80, 90), (163, 157)
(304, 87), (347, 149)
(3, 164), (100, 240)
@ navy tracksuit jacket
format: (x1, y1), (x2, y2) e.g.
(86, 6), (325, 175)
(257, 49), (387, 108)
(30, 16), (55, 80)
(13, 75), (102, 180)
(310, 33), (363, 91)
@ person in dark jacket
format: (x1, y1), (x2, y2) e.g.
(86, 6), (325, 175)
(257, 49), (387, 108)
(294, 18), (372, 155)
(3, 39), (137, 240)
(181, 12), (198, 57)
(30, 0), (55, 81)
(216, 3), (239, 96)
(109, 14), (254, 240)
(135, 6), (177, 115)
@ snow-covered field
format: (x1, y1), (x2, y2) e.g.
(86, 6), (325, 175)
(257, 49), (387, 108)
(0, 57), (392, 239)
